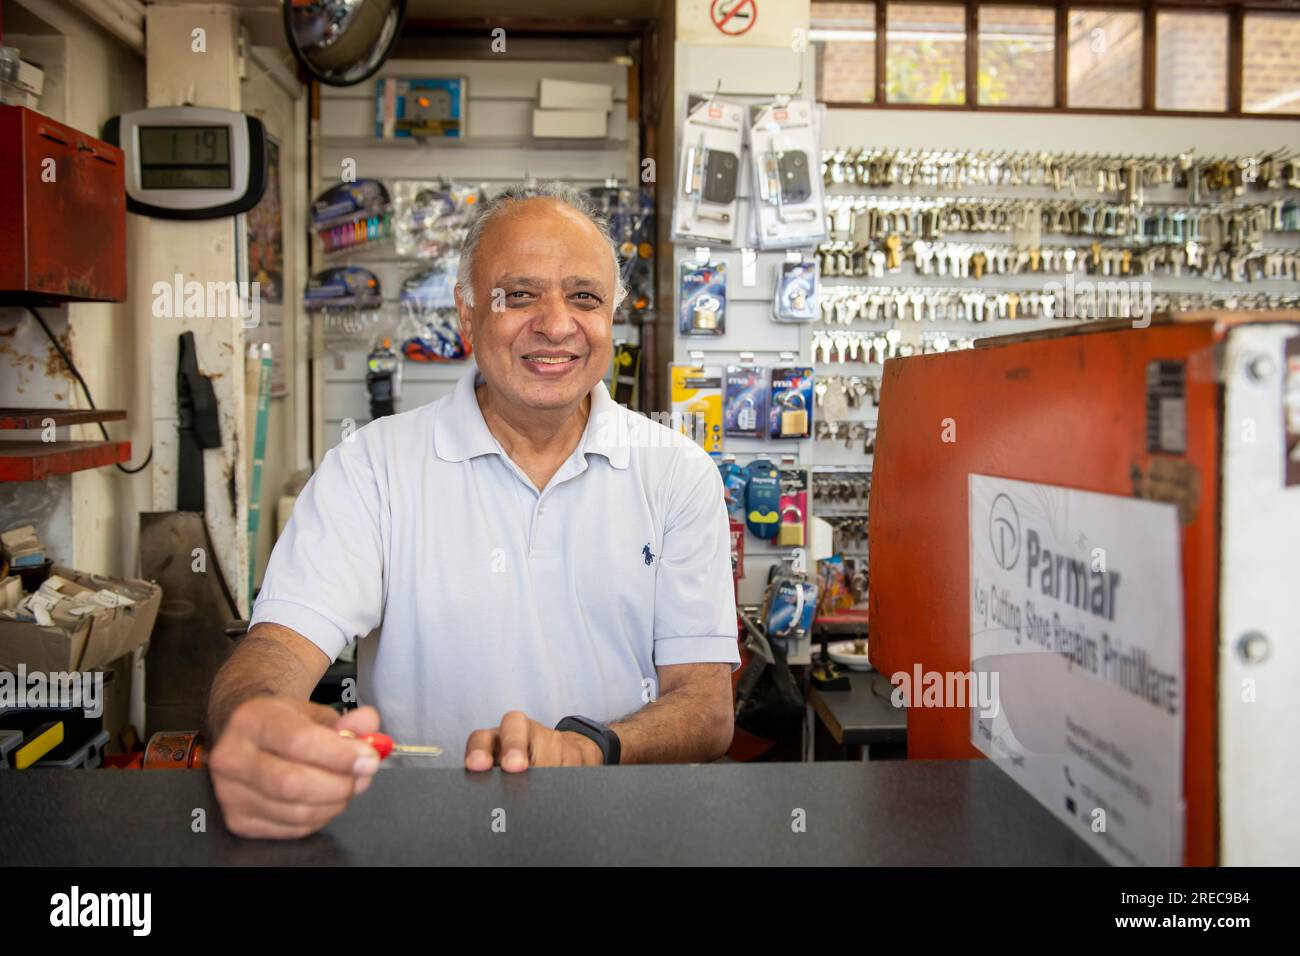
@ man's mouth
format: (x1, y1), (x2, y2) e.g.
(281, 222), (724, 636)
(521, 352), (581, 374)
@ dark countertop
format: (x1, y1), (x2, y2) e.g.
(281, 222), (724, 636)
(811, 670), (908, 747)
(0, 760), (1105, 866)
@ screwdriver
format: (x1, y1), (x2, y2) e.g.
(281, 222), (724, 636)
(339, 730), (443, 760)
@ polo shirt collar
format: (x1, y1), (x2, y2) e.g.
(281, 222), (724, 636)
(434, 362), (629, 470)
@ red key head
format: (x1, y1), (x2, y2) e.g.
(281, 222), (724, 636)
(359, 732), (394, 760)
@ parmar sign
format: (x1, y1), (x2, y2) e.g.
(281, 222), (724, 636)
(677, 0), (810, 48)
(969, 474), (1186, 866)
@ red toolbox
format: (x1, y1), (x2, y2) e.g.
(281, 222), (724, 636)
(0, 105), (127, 302)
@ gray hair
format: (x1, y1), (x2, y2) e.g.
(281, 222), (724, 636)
(455, 182), (628, 310)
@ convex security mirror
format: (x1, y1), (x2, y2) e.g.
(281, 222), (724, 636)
(283, 0), (406, 87)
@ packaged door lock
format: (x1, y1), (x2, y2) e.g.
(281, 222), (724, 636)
(674, 95), (746, 246)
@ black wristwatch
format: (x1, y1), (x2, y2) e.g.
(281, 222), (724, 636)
(555, 715), (621, 765)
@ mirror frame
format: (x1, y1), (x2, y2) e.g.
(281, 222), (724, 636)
(282, 0), (408, 88)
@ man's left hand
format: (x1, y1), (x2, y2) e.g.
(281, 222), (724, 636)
(464, 710), (604, 772)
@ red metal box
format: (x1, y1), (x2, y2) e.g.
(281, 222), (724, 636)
(0, 106), (127, 302)
(868, 313), (1300, 866)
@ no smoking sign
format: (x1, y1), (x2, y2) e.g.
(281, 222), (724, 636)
(710, 0), (757, 36)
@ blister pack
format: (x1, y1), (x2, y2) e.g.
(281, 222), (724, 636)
(748, 98), (827, 250)
(673, 95), (746, 247)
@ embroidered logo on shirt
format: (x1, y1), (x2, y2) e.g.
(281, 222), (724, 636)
(642, 544), (655, 566)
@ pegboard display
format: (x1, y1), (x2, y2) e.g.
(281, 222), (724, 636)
(672, 77), (1300, 626)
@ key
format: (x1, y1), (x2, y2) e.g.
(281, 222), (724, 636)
(910, 292), (927, 321)
(884, 233), (903, 271)
(885, 328), (902, 358)
(913, 239), (934, 274)
(834, 334), (849, 364)
(339, 730), (443, 760)
(850, 377), (868, 408)
(834, 297), (853, 325)
(844, 294), (864, 324)
(815, 332), (833, 364)
(819, 296), (836, 323)
(864, 294), (882, 322)
(872, 335), (888, 364)
(894, 293), (910, 321)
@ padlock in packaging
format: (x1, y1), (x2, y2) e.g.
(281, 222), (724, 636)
(780, 392), (808, 437)
(777, 504), (804, 546)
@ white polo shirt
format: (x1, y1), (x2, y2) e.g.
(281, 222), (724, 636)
(249, 363), (740, 751)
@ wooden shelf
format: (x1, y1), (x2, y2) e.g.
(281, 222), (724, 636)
(325, 135), (628, 152)
(0, 407), (126, 430)
(0, 440), (131, 482)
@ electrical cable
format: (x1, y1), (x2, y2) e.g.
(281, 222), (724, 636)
(25, 306), (153, 474)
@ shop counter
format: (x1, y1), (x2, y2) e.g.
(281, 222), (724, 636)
(0, 759), (1105, 866)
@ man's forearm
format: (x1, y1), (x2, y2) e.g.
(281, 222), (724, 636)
(609, 671), (734, 764)
(207, 630), (323, 739)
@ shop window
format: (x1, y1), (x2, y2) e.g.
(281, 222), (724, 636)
(886, 3), (967, 105)
(812, 1), (878, 104)
(977, 5), (1055, 107)
(1067, 8), (1143, 110)
(1243, 12), (1300, 114)
(1155, 11), (1228, 112)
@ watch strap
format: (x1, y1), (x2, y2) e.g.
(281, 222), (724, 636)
(554, 715), (621, 765)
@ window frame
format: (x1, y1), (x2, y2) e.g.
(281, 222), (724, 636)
(810, 0), (1300, 118)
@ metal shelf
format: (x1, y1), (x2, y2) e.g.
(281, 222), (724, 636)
(0, 439), (131, 482)
(0, 407), (126, 430)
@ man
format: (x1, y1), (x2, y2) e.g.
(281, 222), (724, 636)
(208, 184), (739, 839)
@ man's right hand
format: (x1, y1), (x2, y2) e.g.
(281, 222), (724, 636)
(208, 698), (382, 839)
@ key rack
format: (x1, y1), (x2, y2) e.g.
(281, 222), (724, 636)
(822, 146), (1300, 200)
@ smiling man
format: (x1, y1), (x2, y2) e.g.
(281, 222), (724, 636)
(207, 184), (739, 838)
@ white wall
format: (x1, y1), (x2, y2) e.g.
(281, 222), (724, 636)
(241, 57), (309, 588)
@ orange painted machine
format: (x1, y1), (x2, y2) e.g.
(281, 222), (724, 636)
(868, 313), (1300, 866)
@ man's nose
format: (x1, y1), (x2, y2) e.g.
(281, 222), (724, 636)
(530, 293), (579, 341)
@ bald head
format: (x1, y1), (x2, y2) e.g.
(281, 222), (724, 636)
(455, 184), (627, 310)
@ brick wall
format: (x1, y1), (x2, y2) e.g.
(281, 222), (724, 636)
(1244, 12), (1300, 112)
(813, 3), (1300, 115)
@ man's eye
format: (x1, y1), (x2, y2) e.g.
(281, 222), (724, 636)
(572, 292), (601, 303)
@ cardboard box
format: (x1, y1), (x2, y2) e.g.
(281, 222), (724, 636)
(15, 59), (44, 97)
(531, 108), (608, 139)
(0, 567), (161, 673)
(538, 78), (613, 112)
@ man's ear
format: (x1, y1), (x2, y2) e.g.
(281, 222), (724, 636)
(454, 286), (475, 347)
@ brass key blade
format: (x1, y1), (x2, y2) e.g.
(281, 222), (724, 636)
(390, 743), (444, 757)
